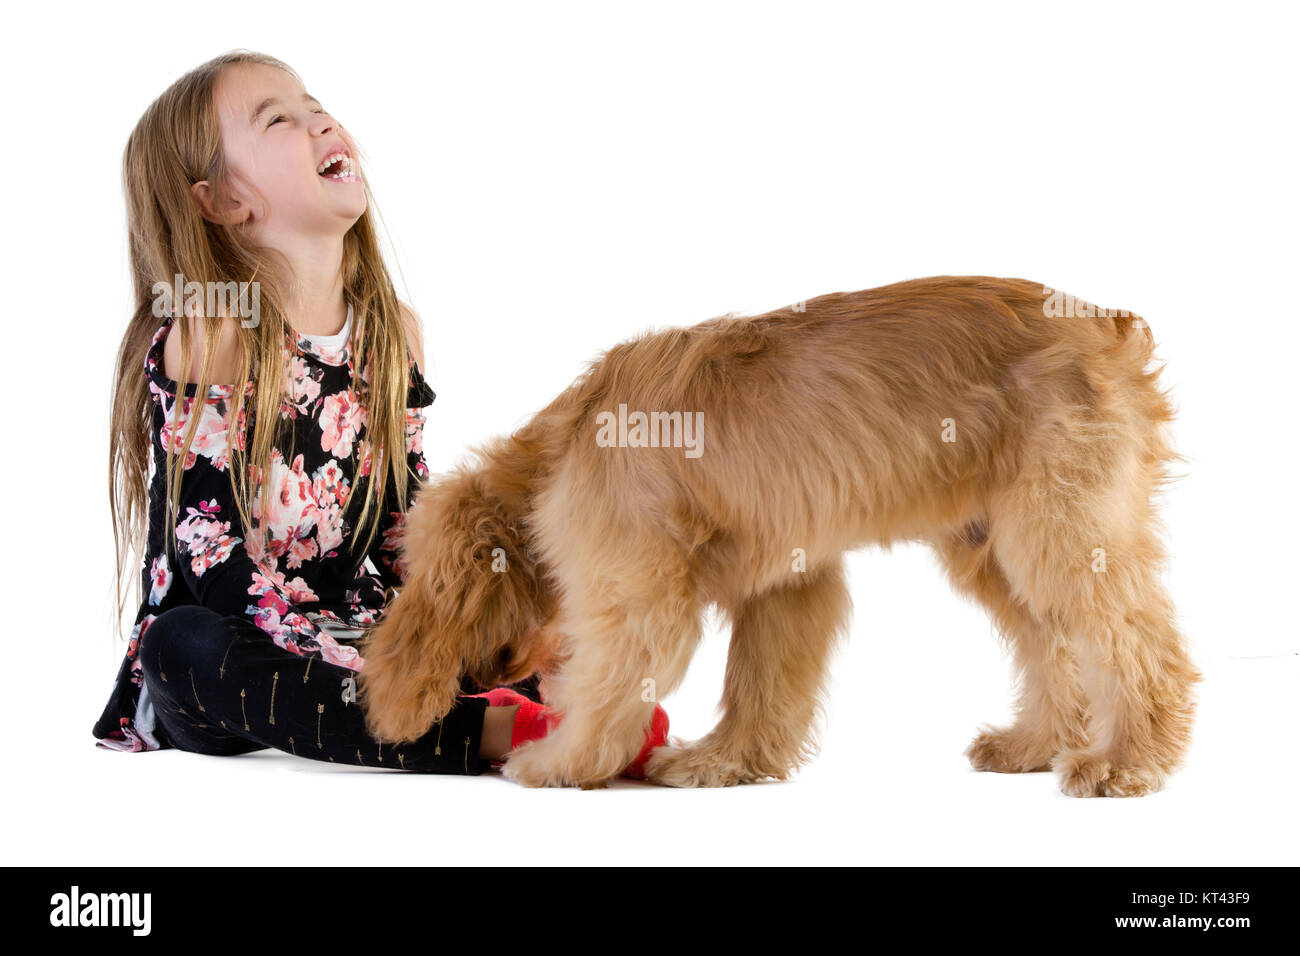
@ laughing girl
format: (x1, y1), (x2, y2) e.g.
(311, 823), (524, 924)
(94, 50), (668, 777)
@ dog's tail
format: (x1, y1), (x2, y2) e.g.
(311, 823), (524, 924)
(1111, 309), (1156, 365)
(1035, 280), (1156, 366)
(1101, 300), (1182, 482)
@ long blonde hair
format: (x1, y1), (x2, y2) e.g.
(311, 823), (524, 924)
(108, 50), (417, 642)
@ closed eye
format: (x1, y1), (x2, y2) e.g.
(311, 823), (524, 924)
(268, 109), (327, 128)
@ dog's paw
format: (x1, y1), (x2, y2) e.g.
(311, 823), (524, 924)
(965, 727), (1053, 773)
(500, 738), (614, 790)
(642, 740), (787, 788)
(1053, 751), (1166, 798)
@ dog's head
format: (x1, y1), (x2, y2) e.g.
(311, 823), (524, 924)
(357, 444), (564, 744)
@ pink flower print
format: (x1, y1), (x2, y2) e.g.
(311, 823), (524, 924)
(247, 602), (309, 655)
(353, 606), (380, 626)
(232, 405), (249, 452)
(282, 356), (322, 419)
(161, 439), (197, 471)
(404, 408), (426, 456)
(148, 554), (172, 605)
(314, 499), (345, 555)
(158, 395), (234, 471)
(312, 459), (349, 509)
(157, 401), (197, 470)
(320, 389), (366, 458)
(94, 720), (153, 753)
(175, 500), (242, 576)
(250, 566), (319, 606)
(294, 612), (364, 670)
(244, 570), (324, 652)
(375, 510), (410, 579)
(136, 613), (157, 645)
(279, 535), (317, 570)
(315, 631), (364, 671)
(127, 614), (156, 686)
(378, 509), (408, 554)
(249, 451), (321, 569)
(249, 583), (290, 619)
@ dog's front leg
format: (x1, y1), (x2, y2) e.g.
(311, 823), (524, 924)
(503, 577), (702, 788)
(644, 558), (853, 787)
(503, 698), (661, 789)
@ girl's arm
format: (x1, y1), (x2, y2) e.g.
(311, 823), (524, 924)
(364, 302), (434, 594)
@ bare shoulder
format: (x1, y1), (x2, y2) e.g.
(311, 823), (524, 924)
(163, 314), (245, 386)
(397, 299), (426, 372)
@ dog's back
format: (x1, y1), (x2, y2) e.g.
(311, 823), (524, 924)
(521, 275), (1169, 599)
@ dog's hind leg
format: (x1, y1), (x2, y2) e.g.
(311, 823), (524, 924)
(990, 424), (1201, 798)
(643, 557), (853, 788)
(930, 527), (1090, 773)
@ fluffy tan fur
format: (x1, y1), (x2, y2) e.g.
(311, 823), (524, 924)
(357, 275), (1200, 795)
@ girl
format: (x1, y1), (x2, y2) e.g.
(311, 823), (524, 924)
(94, 50), (669, 779)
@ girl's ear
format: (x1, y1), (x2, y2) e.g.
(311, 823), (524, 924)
(191, 179), (252, 226)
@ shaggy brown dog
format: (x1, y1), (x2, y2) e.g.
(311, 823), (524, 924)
(356, 275), (1200, 795)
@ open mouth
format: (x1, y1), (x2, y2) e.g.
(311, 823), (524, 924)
(316, 149), (359, 183)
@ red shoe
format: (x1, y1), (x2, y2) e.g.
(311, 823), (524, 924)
(620, 704), (671, 780)
(468, 689), (669, 780)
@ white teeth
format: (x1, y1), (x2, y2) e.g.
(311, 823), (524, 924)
(316, 151), (354, 177)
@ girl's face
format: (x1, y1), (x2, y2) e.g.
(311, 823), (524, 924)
(198, 62), (365, 241)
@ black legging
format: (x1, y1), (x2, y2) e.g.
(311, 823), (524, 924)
(138, 604), (542, 775)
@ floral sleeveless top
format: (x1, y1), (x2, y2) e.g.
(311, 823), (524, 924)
(92, 303), (435, 753)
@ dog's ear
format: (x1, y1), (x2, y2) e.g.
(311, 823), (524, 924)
(356, 580), (467, 744)
(426, 440), (557, 675)
(357, 444), (554, 739)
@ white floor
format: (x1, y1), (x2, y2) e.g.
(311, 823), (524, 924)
(26, 546), (1297, 867)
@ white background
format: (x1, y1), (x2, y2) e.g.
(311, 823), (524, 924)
(2, 0), (1295, 866)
